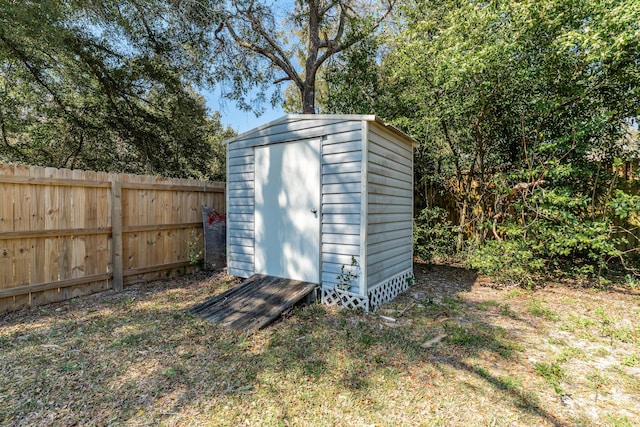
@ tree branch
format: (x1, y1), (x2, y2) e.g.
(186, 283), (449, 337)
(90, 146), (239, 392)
(0, 34), (67, 110)
(316, 0), (395, 68)
(131, 0), (164, 53)
(317, 2), (346, 51)
(222, 13), (304, 90)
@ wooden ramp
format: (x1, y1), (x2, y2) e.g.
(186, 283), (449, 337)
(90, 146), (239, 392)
(189, 275), (317, 333)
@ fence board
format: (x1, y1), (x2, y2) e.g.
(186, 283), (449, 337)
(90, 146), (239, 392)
(29, 167), (48, 290)
(13, 166), (31, 292)
(0, 164), (225, 314)
(0, 164), (14, 292)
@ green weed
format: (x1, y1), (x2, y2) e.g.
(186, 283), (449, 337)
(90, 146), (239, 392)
(162, 367), (178, 378)
(59, 362), (83, 372)
(621, 353), (640, 367)
(477, 300), (501, 311)
(303, 359), (327, 378)
(557, 347), (584, 362)
(586, 370), (610, 392)
(605, 414), (634, 427)
(533, 362), (564, 393)
(547, 337), (568, 346)
(568, 315), (598, 329)
(500, 304), (519, 318)
(527, 300), (560, 321)
(442, 295), (463, 311)
(473, 366), (523, 391)
(513, 390), (542, 411)
(109, 333), (146, 349)
(445, 325), (486, 347)
(504, 288), (523, 299)
(497, 375), (522, 389)
(610, 326), (638, 344)
(118, 296), (136, 308)
(594, 306), (615, 324)
(358, 333), (376, 345)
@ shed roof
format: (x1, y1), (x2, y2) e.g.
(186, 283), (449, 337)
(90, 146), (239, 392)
(223, 114), (419, 147)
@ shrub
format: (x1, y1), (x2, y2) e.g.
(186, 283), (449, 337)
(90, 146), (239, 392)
(413, 206), (457, 263)
(468, 239), (544, 286)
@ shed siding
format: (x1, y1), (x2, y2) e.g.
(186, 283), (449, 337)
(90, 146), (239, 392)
(226, 116), (363, 284)
(366, 124), (414, 286)
(227, 147), (255, 278)
(226, 115), (415, 303)
(320, 124), (363, 291)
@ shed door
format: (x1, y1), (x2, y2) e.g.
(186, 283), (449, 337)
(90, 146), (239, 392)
(254, 139), (321, 283)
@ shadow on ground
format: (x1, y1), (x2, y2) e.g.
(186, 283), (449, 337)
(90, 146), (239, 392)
(1, 264), (572, 426)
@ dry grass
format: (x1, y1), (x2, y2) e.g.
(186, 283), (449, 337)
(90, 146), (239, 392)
(1, 263), (639, 426)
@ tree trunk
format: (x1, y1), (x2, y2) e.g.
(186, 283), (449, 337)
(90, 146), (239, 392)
(301, 84), (316, 114)
(302, 0), (319, 114)
(457, 198), (468, 252)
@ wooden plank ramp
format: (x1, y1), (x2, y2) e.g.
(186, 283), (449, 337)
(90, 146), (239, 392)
(189, 275), (317, 333)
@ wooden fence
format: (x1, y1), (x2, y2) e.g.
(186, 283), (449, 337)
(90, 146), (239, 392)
(0, 164), (225, 314)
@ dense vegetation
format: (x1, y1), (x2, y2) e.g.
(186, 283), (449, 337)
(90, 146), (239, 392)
(322, 0), (640, 283)
(1, 0), (638, 282)
(0, 0), (234, 179)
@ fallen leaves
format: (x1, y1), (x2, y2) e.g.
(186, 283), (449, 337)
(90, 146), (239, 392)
(1, 266), (638, 426)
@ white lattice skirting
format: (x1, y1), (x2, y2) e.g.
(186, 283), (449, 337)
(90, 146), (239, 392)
(321, 268), (414, 312)
(368, 269), (414, 311)
(321, 288), (369, 311)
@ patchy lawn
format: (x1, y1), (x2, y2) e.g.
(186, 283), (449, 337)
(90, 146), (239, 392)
(1, 263), (639, 426)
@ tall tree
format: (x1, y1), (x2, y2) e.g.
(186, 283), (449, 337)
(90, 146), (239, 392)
(393, 0), (640, 277)
(212, 0), (394, 114)
(326, 0), (640, 278)
(0, 0), (234, 178)
(322, 34), (382, 114)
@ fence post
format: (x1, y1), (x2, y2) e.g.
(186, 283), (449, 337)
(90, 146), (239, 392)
(111, 177), (124, 291)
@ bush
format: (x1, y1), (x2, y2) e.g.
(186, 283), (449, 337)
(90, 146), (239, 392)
(413, 206), (457, 263)
(467, 239), (544, 286)
(468, 186), (630, 284)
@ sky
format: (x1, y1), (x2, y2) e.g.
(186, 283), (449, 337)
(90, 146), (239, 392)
(203, 87), (285, 134)
(199, 1), (294, 134)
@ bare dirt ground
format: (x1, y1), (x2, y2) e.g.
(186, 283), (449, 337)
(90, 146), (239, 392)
(1, 262), (639, 426)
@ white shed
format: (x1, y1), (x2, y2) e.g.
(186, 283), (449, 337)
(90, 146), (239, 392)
(225, 114), (417, 311)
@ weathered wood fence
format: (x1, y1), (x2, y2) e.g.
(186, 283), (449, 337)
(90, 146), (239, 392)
(0, 164), (225, 314)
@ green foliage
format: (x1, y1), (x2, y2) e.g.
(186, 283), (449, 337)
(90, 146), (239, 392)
(609, 191), (640, 220)
(371, 0), (640, 282)
(336, 256), (360, 291)
(624, 274), (640, 290)
(468, 240), (542, 286)
(0, 0), (234, 179)
(505, 181), (623, 277)
(533, 361), (565, 394)
(187, 230), (204, 267)
(323, 35), (383, 115)
(413, 206), (457, 263)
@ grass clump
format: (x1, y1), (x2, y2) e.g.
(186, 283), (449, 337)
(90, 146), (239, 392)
(476, 300), (501, 311)
(621, 353), (640, 367)
(556, 347), (585, 363)
(500, 303), (519, 318)
(527, 299), (560, 321)
(533, 361), (565, 394)
(108, 333), (147, 349)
